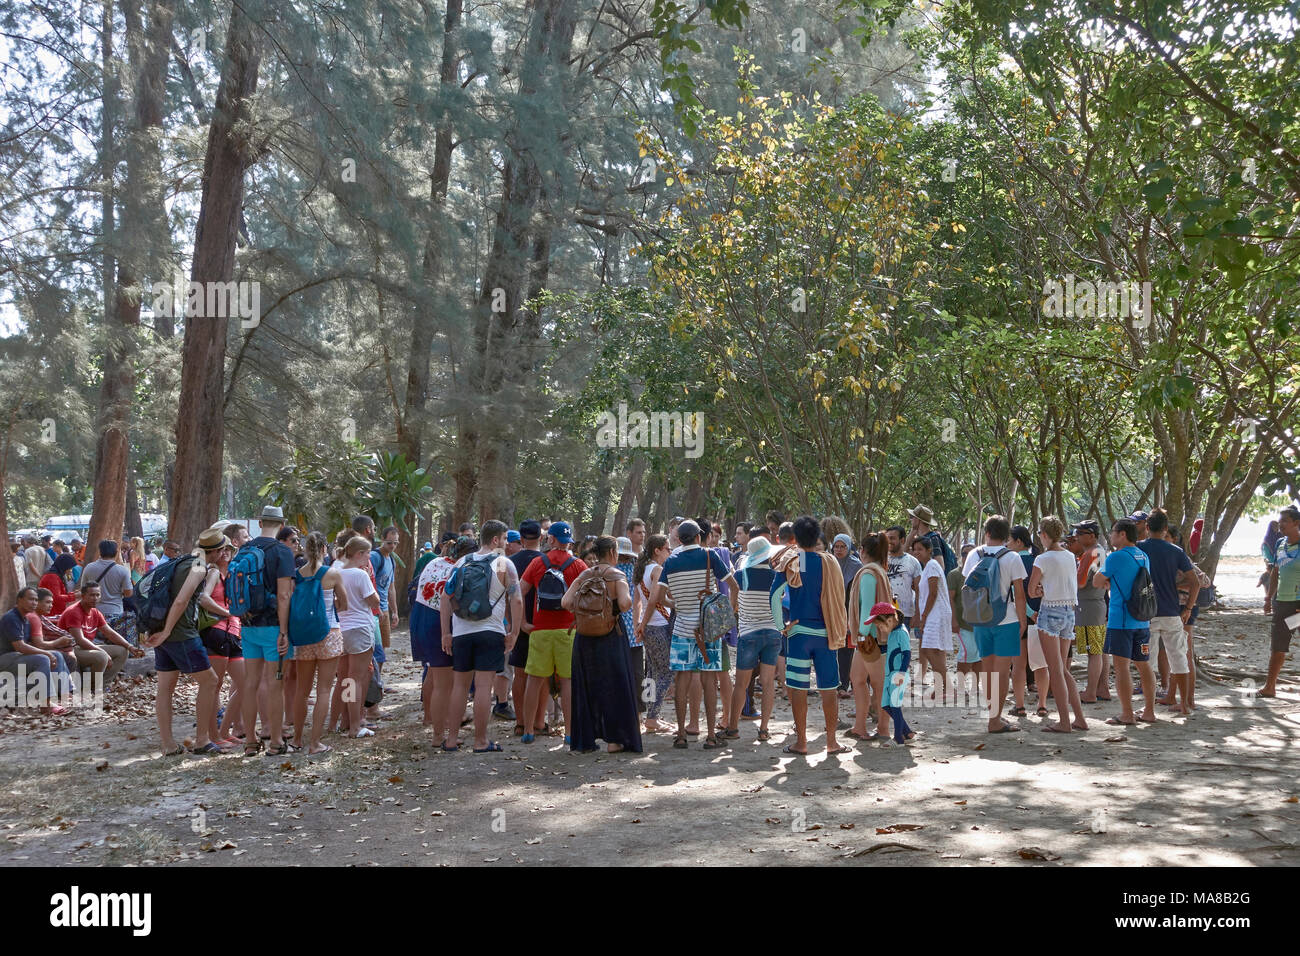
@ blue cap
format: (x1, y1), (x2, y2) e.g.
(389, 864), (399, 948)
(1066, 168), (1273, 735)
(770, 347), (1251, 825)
(422, 541), (433, 550)
(549, 521), (573, 543)
(506, 530), (521, 543)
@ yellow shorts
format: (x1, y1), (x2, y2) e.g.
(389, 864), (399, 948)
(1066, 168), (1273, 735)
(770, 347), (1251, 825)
(525, 628), (574, 679)
(1075, 625), (1105, 655)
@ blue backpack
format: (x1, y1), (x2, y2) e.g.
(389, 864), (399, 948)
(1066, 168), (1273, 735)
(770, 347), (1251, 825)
(446, 554), (503, 621)
(961, 546), (1012, 626)
(226, 542), (267, 618)
(288, 565), (330, 646)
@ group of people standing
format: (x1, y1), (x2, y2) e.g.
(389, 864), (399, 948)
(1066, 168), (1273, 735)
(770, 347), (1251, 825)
(4, 499), (1297, 764)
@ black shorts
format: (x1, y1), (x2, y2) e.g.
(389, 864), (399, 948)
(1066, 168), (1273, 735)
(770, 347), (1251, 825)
(508, 631), (530, 668)
(200, 626), (243, 660)
(452, 630), (506, 674)
(1271, 600), (1300, 653)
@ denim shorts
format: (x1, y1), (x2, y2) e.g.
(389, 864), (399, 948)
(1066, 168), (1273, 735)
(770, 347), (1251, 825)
(1036, 604), (1076, 639)
(736, 628), (782, 670)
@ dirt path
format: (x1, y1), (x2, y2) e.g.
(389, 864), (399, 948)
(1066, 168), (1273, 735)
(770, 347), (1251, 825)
(2, 599), (1297, 866)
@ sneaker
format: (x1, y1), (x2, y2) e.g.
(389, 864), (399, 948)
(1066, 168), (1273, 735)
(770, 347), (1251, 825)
(492, 702), (515, 721)
(354, 727), (375, 739)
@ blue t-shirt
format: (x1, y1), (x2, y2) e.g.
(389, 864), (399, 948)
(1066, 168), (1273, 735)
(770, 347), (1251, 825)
(1103, 546), (1151, 631)
(246, 536), (298, 628)
(0, 607), (29, 654)
(771, 550), (826, 637)
(1137, 538), (1193, 617)
(371, 550), (395, 612)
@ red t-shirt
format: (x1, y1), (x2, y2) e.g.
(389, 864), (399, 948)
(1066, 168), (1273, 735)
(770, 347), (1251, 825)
(521, 551), (588, 631)
(59, 604), (108, 641)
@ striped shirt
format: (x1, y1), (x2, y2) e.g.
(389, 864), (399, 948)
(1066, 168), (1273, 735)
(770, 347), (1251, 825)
(736, 563), (777, 635)
(660, 545), (732, 639)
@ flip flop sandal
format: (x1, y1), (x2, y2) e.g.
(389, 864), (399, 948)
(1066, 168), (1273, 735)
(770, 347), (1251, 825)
(757, 730), (772, 741)
(188, 742), (224, 755)
(1104, 717), (1136, 726)
(1009, 706), (1028, 717)
(722, 728), (741, 739)
(1035, 707), (1049, 717)
(513, 724), (526, 736)
(826, 745), (853, 755)
(702, 736), (725, 749)
(309, 744), (333, 756)
(265, 744), (289, 756)
(441, 741), (461, 752)
(163, 746), (185, 757)
(845, 729), (872, 740)
(781, 745), (808, 755)
(473, 742), (503, 753)
(1135, 715), (1158, 723)
(987, 724), (1021, 734)
(673, 736), (689, 749)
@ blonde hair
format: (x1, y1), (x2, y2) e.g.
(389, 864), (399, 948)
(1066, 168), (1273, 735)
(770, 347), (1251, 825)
(343, 535), (372, 558)
(1039, 515), (1066, 544)
(129, 537), (146, 564)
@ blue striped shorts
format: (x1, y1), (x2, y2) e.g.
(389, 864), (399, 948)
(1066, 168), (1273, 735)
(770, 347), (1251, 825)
(784, 632), (838, 691)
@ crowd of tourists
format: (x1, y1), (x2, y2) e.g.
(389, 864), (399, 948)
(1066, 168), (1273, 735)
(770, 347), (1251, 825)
(2, 502), (1297, 759)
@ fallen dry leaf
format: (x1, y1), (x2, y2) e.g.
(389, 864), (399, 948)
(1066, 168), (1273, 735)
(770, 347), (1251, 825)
(876, 823), (924, 834)
(839, 823), (855, 830)
(94, 760), (108, 771)
(1016, 846), (1060, 861)
(388, 775), (404, 784)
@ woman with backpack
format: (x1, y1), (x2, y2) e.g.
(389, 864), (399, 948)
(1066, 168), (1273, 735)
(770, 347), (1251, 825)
(289, 532), (349, 755)
(197, 533), (245, 746)
(563, 536), (641, 754)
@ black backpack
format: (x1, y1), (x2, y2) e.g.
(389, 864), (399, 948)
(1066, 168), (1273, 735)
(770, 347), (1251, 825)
(1122, 552), (1158, 622)
(536, 553), (575, 612)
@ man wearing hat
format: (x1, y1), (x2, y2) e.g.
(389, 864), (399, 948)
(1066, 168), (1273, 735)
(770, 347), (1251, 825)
(505, 530), (522, 558)
(518, 521), (588, 743)
(724, 535), (781, 741)
(1070, 519), (1110, 702)
(237, 505), (298, 755)
(1128, 511), (1150, 543)
(905, 504), (957, 575)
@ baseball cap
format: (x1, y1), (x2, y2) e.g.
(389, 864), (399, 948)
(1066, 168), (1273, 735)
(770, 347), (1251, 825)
(862, 602), (899, 625)
(1128, 511), (1150, 523)
(677, 519), (701, 541)
(506, 530), (521, 543)
(519, 520), (542, 539)
(549, 521), (574, 544)
(1071, 520), (1100, 535)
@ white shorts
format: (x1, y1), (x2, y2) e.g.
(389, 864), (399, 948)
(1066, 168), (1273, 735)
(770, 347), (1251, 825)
(1148, 616), (1189, 674)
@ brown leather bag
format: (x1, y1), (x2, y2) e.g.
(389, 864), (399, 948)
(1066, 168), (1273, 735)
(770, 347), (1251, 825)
(573, 567), (618, 637)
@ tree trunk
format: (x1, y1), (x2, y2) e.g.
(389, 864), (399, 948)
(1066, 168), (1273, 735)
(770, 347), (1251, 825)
(87, 0), (175, 556)
(124, 444), (144, 538)
(452, 0), (576, 523)
(169, 1), (261, 547)
(398, 0), (461, 468)
(610, 453), (646, 535)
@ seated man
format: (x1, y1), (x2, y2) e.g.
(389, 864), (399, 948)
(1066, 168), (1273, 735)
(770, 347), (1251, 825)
(34, 588), (111, 696)
(58, 582), (143, 683)
(0, 587), (69, 714)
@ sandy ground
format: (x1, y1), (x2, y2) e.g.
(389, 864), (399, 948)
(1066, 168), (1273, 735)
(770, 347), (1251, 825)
(2, 587), (1297, 867)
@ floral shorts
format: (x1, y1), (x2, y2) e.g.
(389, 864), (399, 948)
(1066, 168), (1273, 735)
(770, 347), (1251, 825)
(293, 628), (344, 662)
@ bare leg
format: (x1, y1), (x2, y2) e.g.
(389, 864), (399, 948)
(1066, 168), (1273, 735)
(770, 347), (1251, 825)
(444, 670), (474, 747)
(821, 688), (840, 751)
(789, 687), (809, 752)
(429, 667), (455, 742)
(156, 670), (180, 752)
(309, 658), (338, 752)
(850, 653), (869, 736)
(472, 670), (495, 749)
(728, 667), (753, 734)
(292, 659), (316, 748)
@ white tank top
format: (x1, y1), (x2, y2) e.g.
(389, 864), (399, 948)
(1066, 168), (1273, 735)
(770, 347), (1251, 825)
(1034, 549), (1079, 606)
(641, 563), (668, 627)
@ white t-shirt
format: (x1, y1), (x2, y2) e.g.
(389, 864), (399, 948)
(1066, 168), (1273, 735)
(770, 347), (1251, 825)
(917, 558), (951, 631)
(1034, 549), (1078, 607)
(887, 552), (923, 616)
(336, 566), (377, 632)
(450, 552), (511, 637)
(961, 544), (1027, 627)
(641, 564), (669, 627)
